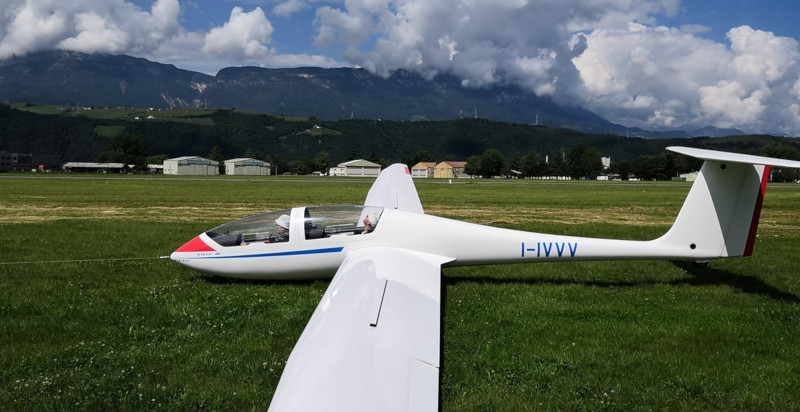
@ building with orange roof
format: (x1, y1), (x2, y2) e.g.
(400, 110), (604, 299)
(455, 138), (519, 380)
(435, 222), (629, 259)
(434, 161), (467, 178)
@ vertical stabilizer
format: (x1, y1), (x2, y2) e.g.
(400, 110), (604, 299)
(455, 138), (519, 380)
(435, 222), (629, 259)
(657, 147), (800, 258)
(656, 159), (768, 258)
(364, 164), (425, 214)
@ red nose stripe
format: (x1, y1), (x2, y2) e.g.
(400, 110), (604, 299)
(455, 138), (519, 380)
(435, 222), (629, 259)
(175, 236), (216, 253)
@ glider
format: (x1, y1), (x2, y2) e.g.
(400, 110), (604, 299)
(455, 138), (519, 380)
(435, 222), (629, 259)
(170, 146), (800, 411)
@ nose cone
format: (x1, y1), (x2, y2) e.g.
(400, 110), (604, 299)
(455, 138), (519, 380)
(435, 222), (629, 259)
(171, 235), (216, 260)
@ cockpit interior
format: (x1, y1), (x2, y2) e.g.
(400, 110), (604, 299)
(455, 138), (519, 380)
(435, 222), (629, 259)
(205, 206), (384, 247)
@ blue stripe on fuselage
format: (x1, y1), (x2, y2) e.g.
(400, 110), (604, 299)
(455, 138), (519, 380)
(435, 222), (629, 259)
(195, 247), (344, 259)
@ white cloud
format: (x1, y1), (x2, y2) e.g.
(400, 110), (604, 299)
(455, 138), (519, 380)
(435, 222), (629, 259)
(58, 12), (129, 53)
(0, 0), (341, 72)
(309, 0), (800, 134)
(573, 23), (800, 134)
(274, 0), (308, 17)
(0, 1), (70, 56)
(313, 0), (678, 92)
(202, 7), (273, 58)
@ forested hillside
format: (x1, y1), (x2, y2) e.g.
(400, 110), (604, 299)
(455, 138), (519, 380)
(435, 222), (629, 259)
(2, 103), (798, 170)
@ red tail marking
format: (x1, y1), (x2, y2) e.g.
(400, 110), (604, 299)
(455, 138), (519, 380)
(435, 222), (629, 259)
(744, 165), (770, 257)
(175, 236), (216, 253)
(404, 166), (410, 174)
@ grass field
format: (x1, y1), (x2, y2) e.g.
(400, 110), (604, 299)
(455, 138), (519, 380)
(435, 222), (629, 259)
(1, 175), (799, 410)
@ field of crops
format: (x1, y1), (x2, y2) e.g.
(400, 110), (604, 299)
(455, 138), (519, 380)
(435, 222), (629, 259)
(1, 175), (799, 410)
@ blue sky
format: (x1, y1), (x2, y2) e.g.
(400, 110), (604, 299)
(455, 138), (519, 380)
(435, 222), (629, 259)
(1, 0), (799, 135)
(662, 0), (799, 43)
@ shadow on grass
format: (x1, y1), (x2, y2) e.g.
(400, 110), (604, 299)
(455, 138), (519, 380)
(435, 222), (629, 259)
(443, 262), (800, 304)
(187, 274), (323, 287)
(670, 261), (800, 303)
(443, 274), (660, 289)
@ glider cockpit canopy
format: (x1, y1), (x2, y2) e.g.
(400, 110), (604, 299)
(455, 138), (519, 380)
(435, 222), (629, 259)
(205, 205), (384, 247)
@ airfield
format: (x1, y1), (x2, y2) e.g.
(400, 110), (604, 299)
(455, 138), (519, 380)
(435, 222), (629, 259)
(2, 174), (799, 410)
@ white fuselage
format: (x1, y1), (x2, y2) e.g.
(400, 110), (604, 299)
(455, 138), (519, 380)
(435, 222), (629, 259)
(171, 206), (702, 280)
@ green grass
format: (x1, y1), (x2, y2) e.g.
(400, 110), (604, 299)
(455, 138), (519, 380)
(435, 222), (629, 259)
(1, 176), (799, 410)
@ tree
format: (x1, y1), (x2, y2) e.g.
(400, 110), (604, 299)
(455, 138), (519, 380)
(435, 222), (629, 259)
(146, 154), (168, 165)
(464, 155), (482, 177)
(208, 145), (223, 162)
(269, 154), (288, 175)
(632, 155), (660, 180)
(567, 144), (603, 179)
(609, 160), (632, 180)
(208, 145), (224, 174)
(508, 152), (522, 173)
(548, 148), (570, 177)
(96, 133), (146, 172)
(521, 151), (541, 178)
(657, 152), (679, 180)
(290, 158), (314, 175)
(314, 151), (331, 173)
(479, 149), (505, 177)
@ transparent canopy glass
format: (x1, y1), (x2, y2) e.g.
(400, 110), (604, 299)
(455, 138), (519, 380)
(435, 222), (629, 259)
(206, 208), (292, 246)
(303, 206), (383, 239)
(204, 206), (384, 247)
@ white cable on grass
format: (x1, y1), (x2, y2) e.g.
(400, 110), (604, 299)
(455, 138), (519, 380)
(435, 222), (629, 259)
(0, 256), (170, 265)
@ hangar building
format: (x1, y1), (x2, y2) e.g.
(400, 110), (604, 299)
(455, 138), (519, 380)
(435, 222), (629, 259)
(434, 161), (467, 178)
(225, 158), (271, 176)
(329, 159), (381, 177)
(411, 162), (436, 178)
(163, 156), (219, 175)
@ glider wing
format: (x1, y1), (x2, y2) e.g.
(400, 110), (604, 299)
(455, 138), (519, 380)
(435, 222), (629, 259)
(268, 247), (453, 412)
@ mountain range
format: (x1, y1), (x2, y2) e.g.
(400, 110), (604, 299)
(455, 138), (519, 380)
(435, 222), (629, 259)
(0, 51), (744, 138)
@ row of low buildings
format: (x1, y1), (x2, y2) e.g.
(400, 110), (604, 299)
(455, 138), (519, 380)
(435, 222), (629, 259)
(5, 151), (471, 177)
(59, 157), (273, 175)
(162, 156), (272, 176)
(328, 160), (470, 178)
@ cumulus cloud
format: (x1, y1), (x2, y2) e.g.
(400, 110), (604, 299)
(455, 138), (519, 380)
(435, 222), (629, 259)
(573, 24), (800, 134)
(313, 0), (680, 93)
(0, 0), (340, 73)
(202, 7), (273, 58)
(309, 0), (800, 134)
(273, 0), (309, 17)
(58, 12), (130, 53)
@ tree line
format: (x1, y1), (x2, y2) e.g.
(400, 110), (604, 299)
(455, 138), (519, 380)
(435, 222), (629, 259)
(97, 132), (800, 182)
(3, 104), (800, 180)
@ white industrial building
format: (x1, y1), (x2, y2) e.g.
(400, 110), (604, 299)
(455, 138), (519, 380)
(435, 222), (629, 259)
(328, 159), (381, 177)
(224, 158), (271, 176)
(163, 156), (219, 175)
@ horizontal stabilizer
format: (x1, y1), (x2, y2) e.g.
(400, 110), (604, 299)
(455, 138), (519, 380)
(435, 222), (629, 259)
(668, 146), (800, 169)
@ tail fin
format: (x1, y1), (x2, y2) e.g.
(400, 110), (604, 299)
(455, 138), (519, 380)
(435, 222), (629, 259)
(657, 147), (800, 258)
(364, 164), (425, 214)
